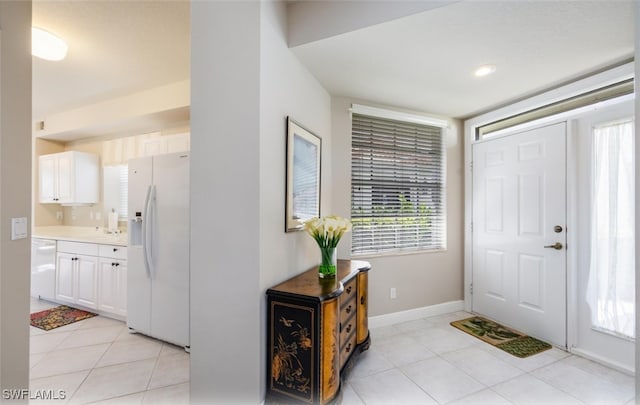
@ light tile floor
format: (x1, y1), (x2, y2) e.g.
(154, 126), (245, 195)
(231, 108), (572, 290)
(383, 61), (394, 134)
(29, 299), (189, 404)
(343, 311), (636, 405)
(30, 301), (635, 405)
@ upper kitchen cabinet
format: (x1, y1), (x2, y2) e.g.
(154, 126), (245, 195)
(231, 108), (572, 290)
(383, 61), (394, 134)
(39, 151), (99, 205)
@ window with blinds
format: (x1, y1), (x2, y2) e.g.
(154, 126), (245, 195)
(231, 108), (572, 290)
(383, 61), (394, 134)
(118, 165), (128, 219)
(103, 165), (128, 220)
(351, 113), (446, 255)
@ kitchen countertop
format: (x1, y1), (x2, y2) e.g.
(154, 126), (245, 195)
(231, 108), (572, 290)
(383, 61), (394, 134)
(33, 226), (128, 246)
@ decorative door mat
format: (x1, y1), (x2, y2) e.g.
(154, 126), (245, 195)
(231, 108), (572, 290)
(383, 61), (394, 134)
(450, 316), (552, 358)
(30, 305), (97, 331)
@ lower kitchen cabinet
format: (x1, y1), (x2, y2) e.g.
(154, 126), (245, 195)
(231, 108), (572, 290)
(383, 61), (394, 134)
(54, 240), (127, 317)
(55, 252), (98, 309)
(98, 258), (127, 317)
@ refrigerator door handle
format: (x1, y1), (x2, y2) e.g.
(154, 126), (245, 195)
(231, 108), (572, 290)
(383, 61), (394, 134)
(142, 185), (152, 278)
(145, 185), (157, 278)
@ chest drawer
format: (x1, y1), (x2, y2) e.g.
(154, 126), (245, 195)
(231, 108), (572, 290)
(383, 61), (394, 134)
(340, 278), (356, 306)
(340, 296), (356, 323)
(339, 314), (356, 346)
(340, 331), (357, 370)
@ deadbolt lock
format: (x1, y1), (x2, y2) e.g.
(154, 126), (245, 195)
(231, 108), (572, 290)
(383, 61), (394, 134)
(554, 225), (563, 233)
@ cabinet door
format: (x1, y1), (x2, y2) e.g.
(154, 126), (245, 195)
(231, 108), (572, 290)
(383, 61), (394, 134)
(116, 261), (127, 317)
(98, 258), (118, 313)
(55, 253), (75, 303)
(97, 259), (126, 316)
(39, 155), (57, 203)
(76, 255), (98, 309)
(56, 153), (74, 203)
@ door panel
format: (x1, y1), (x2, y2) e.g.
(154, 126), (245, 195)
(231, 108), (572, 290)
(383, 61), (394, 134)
(76, 255), (98, 309)
(150, 152), (190, 347)
(127, 157), (153, 335)
(56, 253), (75, 303)
(57, 153), (73, 202)
(473, 122), (567, 347)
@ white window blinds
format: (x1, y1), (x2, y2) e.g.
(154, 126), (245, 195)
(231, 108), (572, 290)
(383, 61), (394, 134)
(351, 113), (446, 255)
(118, 165), (129, 219)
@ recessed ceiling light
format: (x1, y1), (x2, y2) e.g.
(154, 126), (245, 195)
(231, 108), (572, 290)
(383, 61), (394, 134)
(474, 64), (496, 77)
(32, 27), (68, 61)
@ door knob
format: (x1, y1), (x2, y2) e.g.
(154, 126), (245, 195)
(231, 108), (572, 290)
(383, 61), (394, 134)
(544, 242), (563, 250)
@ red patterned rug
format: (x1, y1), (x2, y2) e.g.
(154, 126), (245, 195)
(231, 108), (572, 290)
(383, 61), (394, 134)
(30, 305), (97, 331)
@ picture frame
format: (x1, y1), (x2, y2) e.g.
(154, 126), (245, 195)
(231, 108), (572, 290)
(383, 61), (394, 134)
(285, 117), (321, 232)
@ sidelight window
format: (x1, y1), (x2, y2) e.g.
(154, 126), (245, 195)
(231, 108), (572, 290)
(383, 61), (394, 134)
(587, 119), (635, 339)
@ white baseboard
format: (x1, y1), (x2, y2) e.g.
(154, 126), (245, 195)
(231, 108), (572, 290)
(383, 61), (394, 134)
(570, 347), (635, 376)
(368, 300), (465, 329)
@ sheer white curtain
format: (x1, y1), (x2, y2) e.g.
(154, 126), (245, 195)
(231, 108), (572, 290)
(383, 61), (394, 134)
(587, 120), (635, 339)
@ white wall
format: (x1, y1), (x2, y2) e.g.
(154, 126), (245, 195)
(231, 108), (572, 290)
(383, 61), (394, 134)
(258, 2), (332, 297)
(190, 2), (261, 403)
(190, 1), (331, 403)
(259, 1), (332, 398)
(0, 0), (32, 391)
(287, 0), (457, 47)
(332, 97), (464, 316)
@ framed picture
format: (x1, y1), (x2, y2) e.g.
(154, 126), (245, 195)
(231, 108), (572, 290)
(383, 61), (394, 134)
(285, 117), (321, 232)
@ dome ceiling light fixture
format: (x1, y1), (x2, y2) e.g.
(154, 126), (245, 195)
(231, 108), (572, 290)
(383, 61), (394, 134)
(32, 27), (68, 61)
(474, 64), (496, 77)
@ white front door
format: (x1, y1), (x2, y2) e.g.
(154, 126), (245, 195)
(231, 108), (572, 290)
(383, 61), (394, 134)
(472, 122), (567, 347)
(573, 100), (635, 372)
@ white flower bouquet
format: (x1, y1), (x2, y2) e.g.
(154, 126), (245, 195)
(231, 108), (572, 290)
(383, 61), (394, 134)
(302, 215), (352, 277)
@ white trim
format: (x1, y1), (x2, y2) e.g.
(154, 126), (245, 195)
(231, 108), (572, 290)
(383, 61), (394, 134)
(566, 119), (579, 352)
(571, 347), (635, 376)
(481, 93), (634, 140)
(351, 103), (450, 129)
(464, 62), (635, 314)
(368, 300), (464, 329)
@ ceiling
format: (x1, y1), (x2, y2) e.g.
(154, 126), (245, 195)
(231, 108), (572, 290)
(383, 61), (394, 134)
(291, 0), (635, 119)
(32, 0), (633, 125)
(32, 0), (190, 120)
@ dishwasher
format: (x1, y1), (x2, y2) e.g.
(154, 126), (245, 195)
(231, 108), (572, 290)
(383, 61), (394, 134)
(31, 238), (56, 300)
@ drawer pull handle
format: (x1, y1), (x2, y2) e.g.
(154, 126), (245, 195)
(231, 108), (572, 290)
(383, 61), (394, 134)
(346, 286), (352, 294)
(113, 248), (118, 252)
(346, 343), (352, 353)
(346, 324), (352, 333)
(361, 296), (365, 305)
(346, 305), (352, 314)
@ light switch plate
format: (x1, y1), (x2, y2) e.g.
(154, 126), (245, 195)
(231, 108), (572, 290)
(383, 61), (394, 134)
(11, 217), (27, 240)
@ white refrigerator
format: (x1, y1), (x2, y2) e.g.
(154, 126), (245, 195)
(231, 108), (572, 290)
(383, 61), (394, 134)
(127, 152), (190, 349)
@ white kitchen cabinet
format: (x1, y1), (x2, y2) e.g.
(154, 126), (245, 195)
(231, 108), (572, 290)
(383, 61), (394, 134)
(55, 253), (75, 303)
(39, 151), (99, 204)
(52, 240), (127, 318)
(55, 241), (99, 309)
(98, 245), (127, 317)
(55, 252), (98, 309)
